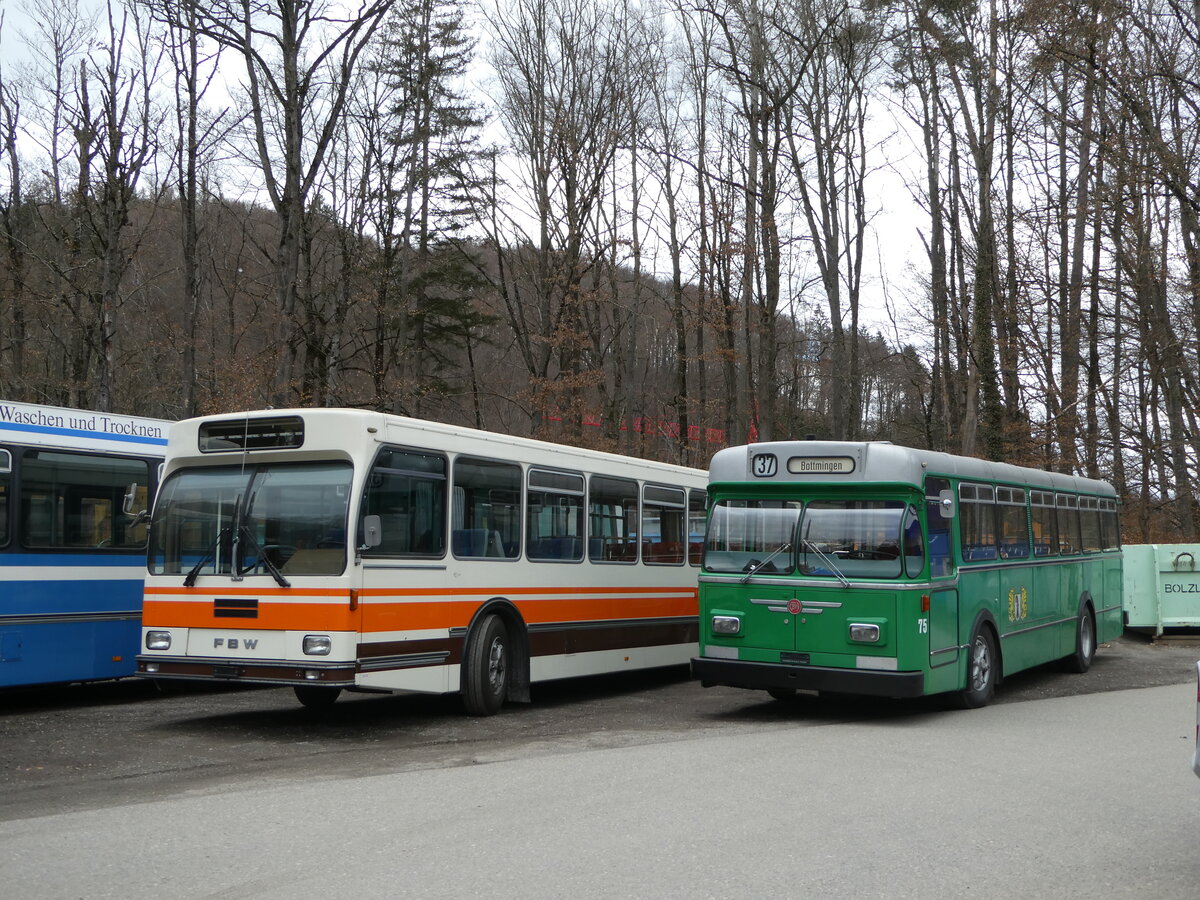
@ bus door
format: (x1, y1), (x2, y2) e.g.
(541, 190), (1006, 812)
(925, 477), (958, 668)
(356, 446), (453, 692)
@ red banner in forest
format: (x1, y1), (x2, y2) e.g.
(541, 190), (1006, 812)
(543, 414), (726, 444)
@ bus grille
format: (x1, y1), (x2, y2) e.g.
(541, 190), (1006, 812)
(214, 598), (258, 619)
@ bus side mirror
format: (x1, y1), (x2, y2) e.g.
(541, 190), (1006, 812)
(123, 482), (150, 526)
(361, 514), (382, 549)
(939, 490), (955, 519)
(123, 482), (139, 516)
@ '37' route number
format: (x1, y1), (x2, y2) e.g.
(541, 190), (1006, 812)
(752, 454), (778, 477)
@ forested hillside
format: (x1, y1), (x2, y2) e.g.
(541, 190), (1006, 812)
(0, 0), (1196, 541)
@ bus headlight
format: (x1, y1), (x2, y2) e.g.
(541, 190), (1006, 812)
(849, 623), (880, 643)
(303, 635), (332, 656)
(145, 631), (172, 651)
(712, 615), (741, 635)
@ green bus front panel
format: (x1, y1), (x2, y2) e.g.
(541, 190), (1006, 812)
(698, 581), (928, 696)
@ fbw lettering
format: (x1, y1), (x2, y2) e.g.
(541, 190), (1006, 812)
(213, 638), (258, 650)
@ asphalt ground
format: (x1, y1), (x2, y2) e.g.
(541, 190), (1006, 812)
(1, 631), (1197, 824)
(2, 674), (1198, 899)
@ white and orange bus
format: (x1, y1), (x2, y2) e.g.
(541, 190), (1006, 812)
(137, 409), (707, 713)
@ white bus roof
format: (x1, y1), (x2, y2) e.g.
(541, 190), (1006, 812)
(709, 440), (1117, 498)
(0, 399), (169, 454)
(166, 408), (707, 483)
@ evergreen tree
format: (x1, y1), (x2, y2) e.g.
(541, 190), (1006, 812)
(376, 0), (493, 418)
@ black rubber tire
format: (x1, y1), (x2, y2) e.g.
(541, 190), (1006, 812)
(1062, 607), (1096, 674)
(953, 626), (997, 709)
(463, 614), (509, 716)
(293, 685), (342, 709)
(767, 687), (797, 702)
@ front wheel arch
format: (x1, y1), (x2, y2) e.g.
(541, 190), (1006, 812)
(460, 599), (530, 705)
(952, 614), (1001, 709)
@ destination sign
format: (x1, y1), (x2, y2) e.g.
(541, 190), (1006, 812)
(786, 456), (856, 475)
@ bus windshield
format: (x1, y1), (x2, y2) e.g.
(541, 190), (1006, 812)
(149, 462), (353, 578)
(704, 498), (912, 579)
(704, 500), (801, 574)
(799, 500), (908, 578)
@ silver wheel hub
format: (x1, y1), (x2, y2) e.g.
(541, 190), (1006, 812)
(487, 637), (506, 691)
(970, 637), (991, 691)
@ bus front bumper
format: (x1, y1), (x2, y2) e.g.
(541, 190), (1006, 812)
(691, 656), (925, 698)
(136, 655), (357, 687)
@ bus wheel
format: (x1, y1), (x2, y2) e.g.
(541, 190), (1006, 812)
(1062, 608), (1096, 674)
(293, 685), (342, 709)
(767, 687), (796, 702)
(464, 615), (509, 716)
(954, 626), (997, 709)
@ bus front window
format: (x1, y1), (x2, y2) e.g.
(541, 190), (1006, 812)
(703, 500), (800, 574)
(799, 500), (907, 579)
(150, 462), (352, 578)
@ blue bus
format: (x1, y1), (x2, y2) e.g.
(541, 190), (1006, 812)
(1, 400), (168, 688)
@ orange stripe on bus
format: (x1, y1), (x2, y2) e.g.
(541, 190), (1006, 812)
(142, 593), (698, 633)
(141, 599), (360, 631)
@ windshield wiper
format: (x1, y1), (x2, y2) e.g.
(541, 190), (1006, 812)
(802, 538), (850, 588)
(740, 542), (792, 583)
(236, 523), (291, 588)
(183, 526), (231, 588)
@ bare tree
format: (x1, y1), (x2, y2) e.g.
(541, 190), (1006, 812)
(155, 0), (227, 416)
(489, 0), (631, 433)
(152, 0), (397, 405)
(0, 15), (29, 397)
(783, 0), (886, 441)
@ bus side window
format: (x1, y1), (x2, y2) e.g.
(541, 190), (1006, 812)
(643, 485), (685, 565)
(688, 489), (707, 566)
(1056, 494), (1081, 555)
(903, 505), (924, 578)
(1099, 499), (1121, 550)
(452, 457), (520, 559)
(589, 476), (638, 563)
(360, 448), (447, 557)
(526, 468), (584, 562)
(996, 486), (1029, 559)
(0, 448), (9, 545)
(958, 482), (997, 562)
(1079, 496), (1102, 553)
(924, 476), (953, 577)
(19, 449), (150, 549)
(1030, 491), (1057, 557)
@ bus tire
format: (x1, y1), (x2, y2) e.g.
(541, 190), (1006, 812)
(954, 625), (997, 709)
(1062, 606), (1096, 674)
(767, 687), (796, 702)
(294, 685), (342, 709)
(463, 614), (509, 716)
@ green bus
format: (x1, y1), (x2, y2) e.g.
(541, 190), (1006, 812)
(691, 441), (1123, 707)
